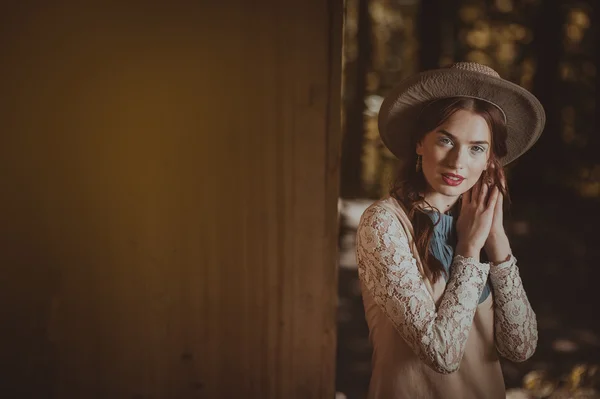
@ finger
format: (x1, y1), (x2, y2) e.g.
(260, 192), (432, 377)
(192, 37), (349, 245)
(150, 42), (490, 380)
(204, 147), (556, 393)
(498, 169), (507, 190)
(461, 188), (471, 208)
(471, 180), (481, 206)
(494, 188), (504, 213)
(487, 186), (500, 210)
(479, 182), (489, 208)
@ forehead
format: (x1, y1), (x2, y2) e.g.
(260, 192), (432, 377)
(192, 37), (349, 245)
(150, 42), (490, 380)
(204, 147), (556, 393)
(433, 109), (491, 142)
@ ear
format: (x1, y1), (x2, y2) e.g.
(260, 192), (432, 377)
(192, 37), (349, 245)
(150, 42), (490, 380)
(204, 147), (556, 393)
(416, 141), (423, 156)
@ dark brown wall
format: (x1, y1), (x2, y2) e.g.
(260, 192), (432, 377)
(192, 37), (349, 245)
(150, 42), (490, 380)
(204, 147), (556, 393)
(0, 2), (342, 398)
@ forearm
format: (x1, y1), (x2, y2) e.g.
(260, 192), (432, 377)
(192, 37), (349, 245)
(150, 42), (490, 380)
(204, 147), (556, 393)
(425, 255), (490, 371)
(490, 255), (538, 361)
(484, 231), (511, 264)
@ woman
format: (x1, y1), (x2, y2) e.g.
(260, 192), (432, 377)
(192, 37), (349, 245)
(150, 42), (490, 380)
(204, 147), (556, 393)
(356, 62), (545, 399)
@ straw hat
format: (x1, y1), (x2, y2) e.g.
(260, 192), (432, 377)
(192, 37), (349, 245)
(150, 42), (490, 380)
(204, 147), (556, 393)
(378, 62), (546, 165)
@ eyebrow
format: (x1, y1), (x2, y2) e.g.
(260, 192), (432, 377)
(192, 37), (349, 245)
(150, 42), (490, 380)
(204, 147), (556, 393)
(438, 129), (490, 145)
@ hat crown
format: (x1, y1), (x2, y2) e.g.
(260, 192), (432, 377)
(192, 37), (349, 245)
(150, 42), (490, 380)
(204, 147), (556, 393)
(449, 62), (500, 78)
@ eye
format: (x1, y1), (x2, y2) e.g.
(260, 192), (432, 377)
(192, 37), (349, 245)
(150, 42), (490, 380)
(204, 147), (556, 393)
(438, 137), (453, 146)
(471, 145), (486, 154)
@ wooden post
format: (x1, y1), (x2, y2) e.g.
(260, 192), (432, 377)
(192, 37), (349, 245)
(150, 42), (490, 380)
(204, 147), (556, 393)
(0, 2), (342, 398)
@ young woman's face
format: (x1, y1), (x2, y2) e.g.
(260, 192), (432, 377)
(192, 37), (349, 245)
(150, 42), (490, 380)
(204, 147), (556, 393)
(416, 109), (491, 199)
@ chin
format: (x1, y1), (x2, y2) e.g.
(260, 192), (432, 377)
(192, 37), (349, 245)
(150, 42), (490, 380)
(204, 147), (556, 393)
(433, 182), (466, 197)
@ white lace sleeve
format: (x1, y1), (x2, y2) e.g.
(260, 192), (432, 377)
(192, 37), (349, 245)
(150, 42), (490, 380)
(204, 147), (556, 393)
(489, 255), (538, 362)
(356, 205), (490, 374)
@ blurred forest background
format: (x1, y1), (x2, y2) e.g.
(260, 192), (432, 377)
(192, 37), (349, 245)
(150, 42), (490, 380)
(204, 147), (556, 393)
(335, 0), (597, 398)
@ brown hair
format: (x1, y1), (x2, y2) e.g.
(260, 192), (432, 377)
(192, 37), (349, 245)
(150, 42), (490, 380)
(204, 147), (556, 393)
(390, 97), (510, 283)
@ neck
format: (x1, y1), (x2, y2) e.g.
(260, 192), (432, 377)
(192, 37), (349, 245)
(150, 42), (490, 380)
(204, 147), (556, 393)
(421, 191), (459, 214)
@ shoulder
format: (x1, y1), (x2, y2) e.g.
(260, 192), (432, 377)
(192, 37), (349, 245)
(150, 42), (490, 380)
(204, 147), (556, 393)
(358, 197), (408, 233)
(358, 202), (395, 230)
(357, 200), (411, 252)
(356, 200), (419, 282)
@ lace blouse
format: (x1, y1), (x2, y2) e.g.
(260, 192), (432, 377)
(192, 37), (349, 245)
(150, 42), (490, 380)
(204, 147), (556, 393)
(356, 198), (538, 398)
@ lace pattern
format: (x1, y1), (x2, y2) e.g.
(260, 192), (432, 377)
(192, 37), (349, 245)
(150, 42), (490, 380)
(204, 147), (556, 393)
(356, 205), (490, 374)
(490, 255), (538, 361)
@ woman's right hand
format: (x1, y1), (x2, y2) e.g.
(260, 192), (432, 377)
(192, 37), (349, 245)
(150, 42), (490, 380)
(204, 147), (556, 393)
(455, 180), (500, 259)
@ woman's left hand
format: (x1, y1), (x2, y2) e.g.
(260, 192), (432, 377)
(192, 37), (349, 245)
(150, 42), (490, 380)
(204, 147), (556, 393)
(485, 170), (507, 238)
(488, 188), (505, 237)
(484, 172), (511, 263)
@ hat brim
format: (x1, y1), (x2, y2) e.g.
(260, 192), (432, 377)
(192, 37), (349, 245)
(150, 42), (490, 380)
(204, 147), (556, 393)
(378, 68), (546, 166)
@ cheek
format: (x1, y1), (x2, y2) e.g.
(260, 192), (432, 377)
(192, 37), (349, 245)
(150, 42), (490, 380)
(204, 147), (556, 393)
(424, 147), (445, 166)
(469, 157), (488, 176)
(423, 156), (441, 175)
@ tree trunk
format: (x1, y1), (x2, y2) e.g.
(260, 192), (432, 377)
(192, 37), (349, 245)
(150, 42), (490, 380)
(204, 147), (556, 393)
(340, 0), (372, 198)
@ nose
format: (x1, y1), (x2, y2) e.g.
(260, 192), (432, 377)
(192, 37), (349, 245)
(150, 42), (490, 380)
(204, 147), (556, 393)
(446, 146), (466, 170)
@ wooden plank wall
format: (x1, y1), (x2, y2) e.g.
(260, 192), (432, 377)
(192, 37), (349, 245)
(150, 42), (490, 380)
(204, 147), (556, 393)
(0, 2), (342, 398)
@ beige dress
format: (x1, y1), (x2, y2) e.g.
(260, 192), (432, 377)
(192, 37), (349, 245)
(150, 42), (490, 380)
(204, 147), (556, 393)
(356, 196), (538, 399)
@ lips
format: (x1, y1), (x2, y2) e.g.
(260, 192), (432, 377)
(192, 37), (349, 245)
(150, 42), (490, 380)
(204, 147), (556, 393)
(441, 173), (465, 186)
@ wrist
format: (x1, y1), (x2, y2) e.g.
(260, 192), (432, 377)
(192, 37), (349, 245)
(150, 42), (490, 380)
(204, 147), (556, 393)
(486, 230), (508, 242)
(456, 243), (481, 260)
(490, 253), (512, 267)
(484, 233), (511, 264)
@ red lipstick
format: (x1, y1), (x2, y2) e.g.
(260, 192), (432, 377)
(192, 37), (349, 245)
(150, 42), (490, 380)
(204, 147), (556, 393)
(441, 173), (465, 186)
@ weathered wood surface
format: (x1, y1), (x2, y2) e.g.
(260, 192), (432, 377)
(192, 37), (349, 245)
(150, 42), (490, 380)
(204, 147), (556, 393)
(0, 2), (342, 398)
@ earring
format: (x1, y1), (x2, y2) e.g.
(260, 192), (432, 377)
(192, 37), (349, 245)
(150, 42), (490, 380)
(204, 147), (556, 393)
(415, 155), (422, 172)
